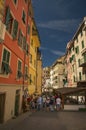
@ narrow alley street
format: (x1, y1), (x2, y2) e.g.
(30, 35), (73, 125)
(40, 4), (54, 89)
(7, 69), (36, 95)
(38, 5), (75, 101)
(0, 111), (86, 130)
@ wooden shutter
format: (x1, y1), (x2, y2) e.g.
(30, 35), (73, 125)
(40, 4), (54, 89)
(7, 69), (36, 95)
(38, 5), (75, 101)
(12, 19), (18, 39)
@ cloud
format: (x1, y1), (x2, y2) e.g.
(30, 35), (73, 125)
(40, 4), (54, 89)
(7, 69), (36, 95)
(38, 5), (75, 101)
(38, 19), (80, 33)
(40, 47), (65, 56)
(51, 50), (65, 55)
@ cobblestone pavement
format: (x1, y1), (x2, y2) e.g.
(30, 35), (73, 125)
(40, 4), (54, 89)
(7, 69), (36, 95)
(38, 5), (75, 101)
(0, 111), (86, 130)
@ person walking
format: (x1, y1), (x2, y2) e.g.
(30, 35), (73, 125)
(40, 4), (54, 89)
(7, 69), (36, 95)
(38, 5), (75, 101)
(37, 95), (43, 111)
(56, 96), (62, 111)
(49, 96), (54, 112)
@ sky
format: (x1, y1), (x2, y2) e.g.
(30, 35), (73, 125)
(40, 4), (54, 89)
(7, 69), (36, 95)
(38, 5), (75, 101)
(32, 0), (86, 67)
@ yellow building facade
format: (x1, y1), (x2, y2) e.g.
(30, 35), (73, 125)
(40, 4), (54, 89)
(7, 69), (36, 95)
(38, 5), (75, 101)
(28, 19), (40, 95)
(0, 0), (5, 20)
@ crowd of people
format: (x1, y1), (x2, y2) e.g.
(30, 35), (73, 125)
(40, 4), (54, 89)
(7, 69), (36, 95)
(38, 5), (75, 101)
(24, 94), (62, 112)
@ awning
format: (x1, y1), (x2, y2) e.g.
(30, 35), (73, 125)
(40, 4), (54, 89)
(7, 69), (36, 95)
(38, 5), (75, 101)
(55, 87), (86, 96)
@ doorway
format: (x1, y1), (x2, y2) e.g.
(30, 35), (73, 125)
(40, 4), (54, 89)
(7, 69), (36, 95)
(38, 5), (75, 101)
(0, 93), (5, 123)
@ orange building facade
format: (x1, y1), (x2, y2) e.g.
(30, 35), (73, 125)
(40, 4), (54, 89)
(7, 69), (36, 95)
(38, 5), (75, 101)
(0, 0), (32, 123)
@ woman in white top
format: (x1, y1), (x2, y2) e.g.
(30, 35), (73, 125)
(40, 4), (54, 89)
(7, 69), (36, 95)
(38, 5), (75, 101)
(56, 97), (61, 111)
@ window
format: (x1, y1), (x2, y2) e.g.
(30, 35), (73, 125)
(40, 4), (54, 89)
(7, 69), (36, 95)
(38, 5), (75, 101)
(22, 10), (26, 24)
(5, 7), (18, 39)
(82, 40), (84, 49)
(79, 72), (81, 81)
(17, 60), (23, 78)
(13, 0), (17, 4)
(75, 46), (79, 54)
(81, 31), (83, 37)
(18, 30), (28, 51)
(18, 29), (23, 48)
(29, 54), (32, 63)
(73, 76), (76, 82)
(78, 59), (80, 67)
(1, 48), (12, 75)
(29, 74), (32, 84)
(70, 57), (72, 63)
(72, 55), (75, 61)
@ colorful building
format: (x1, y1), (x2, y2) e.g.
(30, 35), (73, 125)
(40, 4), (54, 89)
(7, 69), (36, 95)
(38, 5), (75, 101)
(36, 48), (42, 95)
(28, 18), (41, 95)
(66, 17), (86, 87)
(0, 0), (32, 123)
(50, 56), (65, 89)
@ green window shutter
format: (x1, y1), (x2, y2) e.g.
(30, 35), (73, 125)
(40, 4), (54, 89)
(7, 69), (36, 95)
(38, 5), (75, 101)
(7, 51), (10, 63)
(23, 36), (26, 50)
(82, 41), (84, 48)
(18, 29), (22, 45)
(75, 46), (79, 54)
(5, 6), (11, 25)
(79, 72), (81, 81)
(18, 60), (21, 71)
(12, 19), (18, 39)
(3, 49), (10, 63)
(70, 57), (72, 63)
(3, 49), (7, 61)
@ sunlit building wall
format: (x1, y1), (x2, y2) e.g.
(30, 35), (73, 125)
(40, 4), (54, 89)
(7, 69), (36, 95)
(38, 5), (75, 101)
(0, 0), (32, 123)
(28, 19), (41, 95)
(66, 17), (86, 87)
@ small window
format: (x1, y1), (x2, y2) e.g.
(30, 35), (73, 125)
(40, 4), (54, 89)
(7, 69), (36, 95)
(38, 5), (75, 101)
(18, 29), (24, 48)
(22, 10), (26, 24)
(5, 7), (18, 39)
(78, 59), (80, 67)
(1, 48), (12, 75)
(13, 0), (17, 5)
(29, 74), (32, 84)
(73, 75), (76, 82)
(29, 54), (32, 63)
(17, 60), (23, 78)
(82, 40), (84, 49)
(79, 72), (81, 81)
(75, 46), (79, 54)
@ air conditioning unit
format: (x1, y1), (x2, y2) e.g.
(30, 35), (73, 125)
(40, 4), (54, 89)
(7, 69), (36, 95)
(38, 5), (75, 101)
(0, 20), (6, 43)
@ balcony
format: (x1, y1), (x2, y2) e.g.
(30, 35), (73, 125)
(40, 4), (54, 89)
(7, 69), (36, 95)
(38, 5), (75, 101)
(79, 57), (86, 67)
